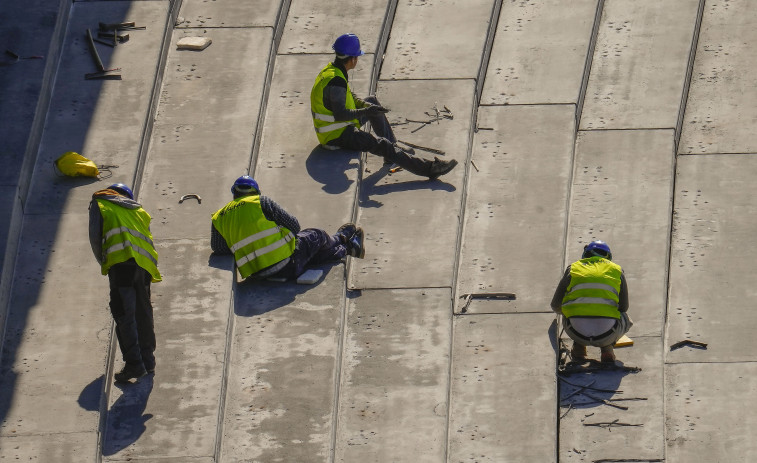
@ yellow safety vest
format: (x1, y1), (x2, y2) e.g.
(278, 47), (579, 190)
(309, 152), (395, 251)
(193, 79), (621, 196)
(310, 63), (360, 145)
(561, 257), (622, 319)
(97, 199), (162, 282)
(211, 195), (296, 279)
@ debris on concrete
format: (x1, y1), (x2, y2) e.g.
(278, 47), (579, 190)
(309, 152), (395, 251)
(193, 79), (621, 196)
(177, 36), (212, 51)
(669, 339), (707, 351)
(178, 193), (202, 204)
(296, 269), (323, 285)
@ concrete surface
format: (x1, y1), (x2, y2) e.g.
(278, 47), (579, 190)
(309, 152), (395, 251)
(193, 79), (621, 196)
(2, 0), (757, 461)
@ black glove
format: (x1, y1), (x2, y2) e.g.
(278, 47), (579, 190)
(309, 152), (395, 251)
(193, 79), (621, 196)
(365, 104), (390, 115)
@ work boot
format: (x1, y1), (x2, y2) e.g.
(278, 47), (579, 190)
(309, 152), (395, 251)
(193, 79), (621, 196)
(336, 223), (357, 244)
(570, 342), (587, 360)
(114, 363), (147, 383)
(428, 157), (458, 179)
(348, 227), (365, 259)
(600, 346), (616, 363)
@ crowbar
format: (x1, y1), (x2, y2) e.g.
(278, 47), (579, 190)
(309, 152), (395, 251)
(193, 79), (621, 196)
(459, 292), (516, 313)
(85, 29), (121, 80)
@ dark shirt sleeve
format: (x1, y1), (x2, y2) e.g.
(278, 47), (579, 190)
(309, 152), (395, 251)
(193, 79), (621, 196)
(618, 272), (629, 313)
(550, 266), (572, 313)
(324, 76), (370, 121)
(260, 196), (300, 234)
(88, 199), (104, 264)
(210, 224), (232, 255)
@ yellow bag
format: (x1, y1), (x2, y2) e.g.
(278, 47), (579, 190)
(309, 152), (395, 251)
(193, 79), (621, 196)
(54, 151), (100, 178)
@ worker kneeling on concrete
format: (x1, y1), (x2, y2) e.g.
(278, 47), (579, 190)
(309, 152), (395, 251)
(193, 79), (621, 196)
(211, 176), (364, 281)
(89, 183), (161, 383)
(311, 33), (457, 180)
(550, 241), (633, 364)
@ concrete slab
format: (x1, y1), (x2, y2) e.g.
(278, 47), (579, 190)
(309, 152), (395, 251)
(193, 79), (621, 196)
(252, 54), (368, 229)
(220, 267), (344, 462)
(0, 213), (110, 439)
(559, 336), (664, 462)
(457, 105), (575, 313)
(279, 0), (388, 54)
(448, 313), (556, 463)
(334, 288), (450, 463)
(0, 431), (96, 462)
(25, 1), (169, 214)
(678, 0), (757, 154)
(381, 0), (494, 80)
(350, 79), (473, 289)
(579, 0), (699, 130)
(665, 363), (757, 461)
(139, 27), (272, 239)
(481, 0), (598, 105)
(177, 0), (279, 28)
(667, 154), (757, 363)
(568, 130), (675, 337)
(103, 240), (233, 459)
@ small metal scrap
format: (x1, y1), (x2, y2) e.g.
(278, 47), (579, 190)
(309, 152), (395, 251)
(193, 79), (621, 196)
(583, 419), (643, 429)
(471, 160), (479, 172)
(179, 193), (202, 204)
(459, 292), (516, 313)
(670, 339), (707, 351)
(99, 21), (146, 31)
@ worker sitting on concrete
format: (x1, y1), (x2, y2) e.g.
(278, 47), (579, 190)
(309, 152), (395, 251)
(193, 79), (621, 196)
(88, 183), (161, 383)
(211, 175), (364, 281)
(311, 33), (457, 180)
(550, 240), (632, 364)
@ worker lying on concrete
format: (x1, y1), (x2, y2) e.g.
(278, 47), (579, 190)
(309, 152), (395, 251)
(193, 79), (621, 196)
(88, 183), (161, 383)
(550, 240), (633, 364)
(311, 33), (457, 180)
(211, 175), (364, 280)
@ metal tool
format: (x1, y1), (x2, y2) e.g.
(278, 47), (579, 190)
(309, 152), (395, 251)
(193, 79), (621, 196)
(85, 29), (121, 80)
(670, 339), (707, 350)
(179, 194), (202, 204)
(99, 21), (146, 31)
(458, 292), (516, 313)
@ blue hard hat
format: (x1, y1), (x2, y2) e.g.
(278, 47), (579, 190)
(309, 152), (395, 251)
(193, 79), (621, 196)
(108, 183), (134, 200)
(332, 33), (364, 57)
(231, 175), (259, 197)
(583, 240), (612, 260)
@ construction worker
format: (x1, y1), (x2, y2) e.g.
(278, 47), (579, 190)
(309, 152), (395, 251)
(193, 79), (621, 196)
(88, 183), (161, 383)
(211, 175), (364, 280)
(550, 241), (632, 363)
(311, 33), (458, 179)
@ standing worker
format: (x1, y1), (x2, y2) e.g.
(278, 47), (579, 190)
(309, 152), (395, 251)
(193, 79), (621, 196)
(89, 183), (161, 383)
(551, 241), (632, 363)
(211, 176), (364, 280)
(311, 33), (458, 179)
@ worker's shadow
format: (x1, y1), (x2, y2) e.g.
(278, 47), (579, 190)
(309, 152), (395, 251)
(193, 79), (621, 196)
(359, 164), (456, 208)
(305, 146), (360, 195)
(551, 318), (634, 410)
(234, 262), (341, 317)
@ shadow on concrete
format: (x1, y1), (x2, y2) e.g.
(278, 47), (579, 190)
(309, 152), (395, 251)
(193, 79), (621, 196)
(78, 375), (105, 412)
(102, 374), (154, 456)
(359, 165), (457, 208)
(234, 262), (342, 317)
(207, 252), (233, 271)
(305, 145), (359, 195)
(558, 363), (634, 410)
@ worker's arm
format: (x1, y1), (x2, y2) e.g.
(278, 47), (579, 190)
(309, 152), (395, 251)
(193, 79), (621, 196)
(88, 199), (104, 264)
(550, 267), (571, 313)
(210, 224), (232, 255)
(324, 78), (386, 121)
(618, 272), (629, 312)
(260, 196), (300, 234)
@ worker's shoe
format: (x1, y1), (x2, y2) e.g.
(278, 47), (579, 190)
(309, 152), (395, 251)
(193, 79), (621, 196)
(336, 223), (357, 244)
(570, 342), (587, 361)
(114, 364), (147, 383)
(428, 157), (458, 179)
(348, 227), (365, 259)
(600, 346), (616, 363)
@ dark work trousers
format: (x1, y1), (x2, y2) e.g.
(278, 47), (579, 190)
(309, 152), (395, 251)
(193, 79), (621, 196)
(277, 228), (347, 279)
(331, 96), (435, 177)
(108, 259), (156, 371)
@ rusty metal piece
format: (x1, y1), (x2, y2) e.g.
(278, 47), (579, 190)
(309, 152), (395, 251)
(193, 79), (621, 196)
(179, 194), (202, 204)
(670, 339), (707, 351)
(458, 292), (516, 313)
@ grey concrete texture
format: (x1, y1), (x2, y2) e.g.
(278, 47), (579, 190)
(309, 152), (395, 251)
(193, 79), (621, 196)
(2, 0), (757, 461)
(678, 0), (757, 154)
(580, 0), (700, 130)
(457, 105), (575, 313)
(481, 0), (598, 105)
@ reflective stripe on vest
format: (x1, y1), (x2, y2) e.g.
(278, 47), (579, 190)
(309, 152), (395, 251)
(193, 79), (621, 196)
(97, 199), (162, 282)
(561, 257), (622, 319)
(211, 195), (296, 279)
(310, 63), (360, 145)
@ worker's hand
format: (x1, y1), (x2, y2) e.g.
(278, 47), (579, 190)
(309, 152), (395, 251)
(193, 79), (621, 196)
(365, 104), (390, 114)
